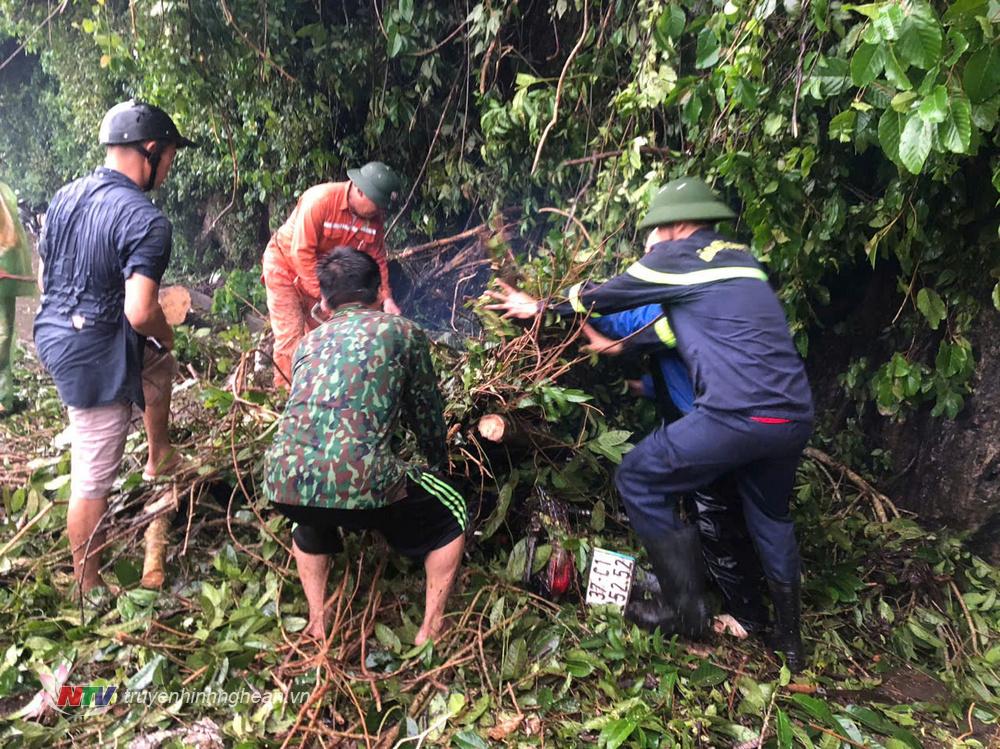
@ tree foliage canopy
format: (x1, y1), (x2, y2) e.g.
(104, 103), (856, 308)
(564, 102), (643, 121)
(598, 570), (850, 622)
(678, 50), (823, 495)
(1, 0), (998, 420)
(2, 3), (1000, 746)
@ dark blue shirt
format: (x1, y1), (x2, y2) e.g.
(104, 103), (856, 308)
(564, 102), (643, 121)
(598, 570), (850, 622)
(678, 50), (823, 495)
(33, 167), (172, 409)
(553, 230), (813, 421)
(589, 306), (696, 414)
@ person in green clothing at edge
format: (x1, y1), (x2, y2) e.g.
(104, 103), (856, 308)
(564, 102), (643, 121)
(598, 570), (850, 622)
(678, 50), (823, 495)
(0, 180), (37, 415)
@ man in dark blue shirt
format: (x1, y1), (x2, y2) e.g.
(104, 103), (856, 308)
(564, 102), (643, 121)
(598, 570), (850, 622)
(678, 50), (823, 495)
(582, 308), (769, 639)
(34, 100), (196, 595)
(487, 177), (813, 671)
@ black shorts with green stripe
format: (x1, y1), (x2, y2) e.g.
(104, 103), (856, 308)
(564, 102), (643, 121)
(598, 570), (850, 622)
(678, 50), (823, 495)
(273, 471), (467, 560)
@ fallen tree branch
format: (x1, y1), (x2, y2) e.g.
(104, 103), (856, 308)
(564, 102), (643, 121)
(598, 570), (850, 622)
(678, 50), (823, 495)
(803, 447), (900, 523)
(538, 206), (594, 248)
(0, 502), (55, 559)
(393, 224), (490, 260)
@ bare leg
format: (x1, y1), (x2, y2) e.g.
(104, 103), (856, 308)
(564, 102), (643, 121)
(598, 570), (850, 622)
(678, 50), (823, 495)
(415, 535), (464, 646)
(67, 495), (109, 593)
(292, 539), (332, 639)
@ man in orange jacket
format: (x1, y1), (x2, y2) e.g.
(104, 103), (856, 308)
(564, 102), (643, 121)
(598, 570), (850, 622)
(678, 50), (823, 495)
(262, 161), (402, 387)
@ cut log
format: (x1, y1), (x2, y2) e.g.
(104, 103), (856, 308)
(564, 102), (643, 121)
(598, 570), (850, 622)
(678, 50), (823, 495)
(477, 414), (533, 445)
(159, 285), (192, 325)
(158, 284), (266, 334)
(141, 486), (178, 589)
(141, 515), (173, 589)
(478, 414), (511, 443)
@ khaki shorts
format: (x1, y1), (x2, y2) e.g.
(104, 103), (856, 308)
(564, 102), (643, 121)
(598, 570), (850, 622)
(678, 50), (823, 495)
(68, 348), (177, 500)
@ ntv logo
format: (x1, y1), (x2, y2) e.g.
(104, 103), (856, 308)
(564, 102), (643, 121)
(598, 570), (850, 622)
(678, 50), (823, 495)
(56, 685), (117, 708)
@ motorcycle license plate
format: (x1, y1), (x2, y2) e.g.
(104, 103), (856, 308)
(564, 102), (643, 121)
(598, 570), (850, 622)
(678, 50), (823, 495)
(585, 548), (635, 608)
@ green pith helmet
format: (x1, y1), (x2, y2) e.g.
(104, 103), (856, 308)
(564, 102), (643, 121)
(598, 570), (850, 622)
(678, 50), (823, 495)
(347, 161), (402, 210)
(637, 177), (736, 230)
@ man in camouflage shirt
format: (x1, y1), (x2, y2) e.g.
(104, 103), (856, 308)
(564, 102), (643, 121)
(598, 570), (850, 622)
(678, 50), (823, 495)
(265, 247), (466, 644)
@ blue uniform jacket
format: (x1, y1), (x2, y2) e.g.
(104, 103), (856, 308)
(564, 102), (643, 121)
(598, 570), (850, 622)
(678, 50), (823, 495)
(553, 229), (813, 421)
(589, 306), (695, 414)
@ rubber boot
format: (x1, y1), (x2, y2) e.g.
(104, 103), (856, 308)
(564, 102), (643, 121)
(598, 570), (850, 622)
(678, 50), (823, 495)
(625, 567), (671, 629)
(626, 527), (710, 637)
(631, 566), (661, 595)
(766, 578), (804, 672)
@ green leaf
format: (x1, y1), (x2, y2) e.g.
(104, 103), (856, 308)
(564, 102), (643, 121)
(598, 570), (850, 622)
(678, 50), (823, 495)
(931, 390), (965, 418)
(688, 662), (727, 686)
(653, 5), (685, 49)
(964, 46), (1000, 103)
(530, 543), (552, 574)
(695, 28), (720, 68)
(842, 705), (922, 749)
(829, 110), (856, 142)
(591, 500), (606, 532)
(114, 559), (141, 587)
(482, 476), (515, 539)
(943, 0), (987, 24)
(776, 708), (793, 749)
(890, 90), (919, 111)
(126, 654), (165, 691)
(883, 45), (912, 90)
(387, 28), (404, 58)
(916, 287), (946, 329)
(789, 693), (838, 728)
(972, 97), (1000, 131)
(897, 9), (942, 70)
(898, 113), (933, 173)
(944, 29), (969, 66)
(452, 729), (489, 749)
(877, 108), (906, 161)
(917, 85), (948, 123)
(935, 340), (970, 377)
(600, 718), (638, 749)
(810, 56), (852, 98)
(851, 43), (884, 86)
(505, 538), (529, 581)
(375, 623), (402, 653)
(939, 94), (973, 152)
(501, 637), (527, 679)
(993, 281), (1000, 311)
(873, 3), (905, 39)
(565, 649), (601, 677)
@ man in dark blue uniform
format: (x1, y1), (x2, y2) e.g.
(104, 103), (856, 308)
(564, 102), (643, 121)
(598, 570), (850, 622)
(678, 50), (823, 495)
(582, 308), (769, 640)
(35, 100), (196, 595)
(487, 177), (814, 670)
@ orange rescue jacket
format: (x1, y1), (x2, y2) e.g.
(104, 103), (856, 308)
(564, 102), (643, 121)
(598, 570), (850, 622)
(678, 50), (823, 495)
(265, 181), (389, 301)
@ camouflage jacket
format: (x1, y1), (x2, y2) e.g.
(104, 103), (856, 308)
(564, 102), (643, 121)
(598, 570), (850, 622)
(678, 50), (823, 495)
(264, 304), (448, 509)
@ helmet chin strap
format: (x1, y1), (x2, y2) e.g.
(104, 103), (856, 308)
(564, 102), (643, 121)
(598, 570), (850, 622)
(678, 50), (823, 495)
(130, 142), (165, 192)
